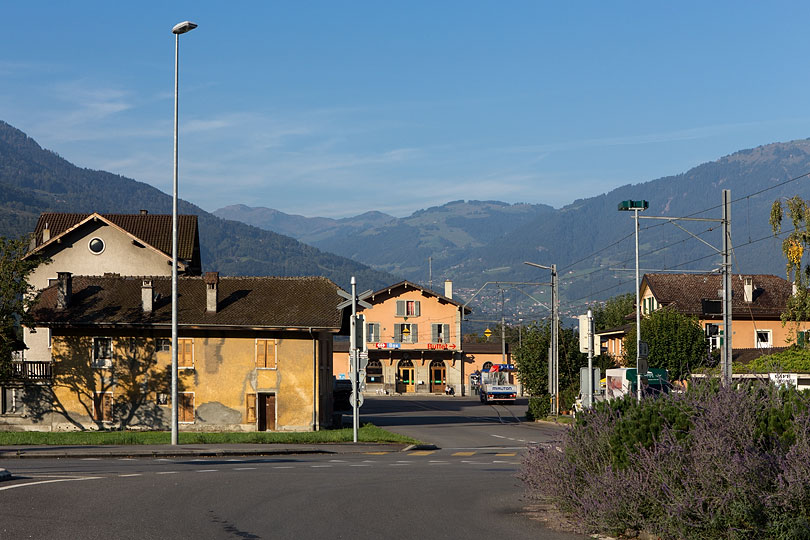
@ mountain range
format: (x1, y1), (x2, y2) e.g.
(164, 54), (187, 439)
(0, 121), (395, 291)
(2, 118), (810, 322)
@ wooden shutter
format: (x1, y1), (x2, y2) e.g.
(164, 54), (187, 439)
(443, 324), (450, 343)
(394, 324), (402, 342)
(396, 300), (405, 317)
(414, 301), (421, 317)
(431, 324), (439, 343)
(179, 393), (194, 423)
(179, 339), (193, 367)
(411, 324), (418, 343)
(246, 393), (256, 423)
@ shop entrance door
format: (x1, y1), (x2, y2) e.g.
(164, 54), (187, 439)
(257, 393), (276, 431)
(397, 360), (415, 393)
(430, 361), (446, 393)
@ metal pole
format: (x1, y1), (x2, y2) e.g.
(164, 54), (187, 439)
(722, 189), (732, 386)
(171, 31), (180, 446)
(350, 277), (359, 443)
(551, 264), (560, 416)
(635, 208), (642, 403)
(587, 309), (594, 409)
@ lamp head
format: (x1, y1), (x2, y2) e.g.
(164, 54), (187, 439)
(172, 21), (198, 35)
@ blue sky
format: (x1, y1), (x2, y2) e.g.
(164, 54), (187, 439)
(2, 2), (810, 217)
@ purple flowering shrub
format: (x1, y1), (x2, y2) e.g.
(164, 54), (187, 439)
(519, 380), (810, 539)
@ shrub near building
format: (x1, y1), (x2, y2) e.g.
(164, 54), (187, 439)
(520, 380), (810, 539)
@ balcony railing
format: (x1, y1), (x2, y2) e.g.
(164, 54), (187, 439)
(11, 361), (53, 380)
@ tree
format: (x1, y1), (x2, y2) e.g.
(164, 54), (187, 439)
(0, 235), (47, 381)
(770, 196), (810, 338)
(623, 307), (707, 380)
(513, 321), (551, 396)
(591, 293), (635, 332)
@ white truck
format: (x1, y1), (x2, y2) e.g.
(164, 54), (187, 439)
(479, 364), (518, 404)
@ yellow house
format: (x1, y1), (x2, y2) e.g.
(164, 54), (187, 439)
(18, 272), (344, 432)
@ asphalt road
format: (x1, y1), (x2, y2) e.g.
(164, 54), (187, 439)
(0, 395), (582, 540)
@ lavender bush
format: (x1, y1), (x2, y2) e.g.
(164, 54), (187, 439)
(519, 380), (810, 539)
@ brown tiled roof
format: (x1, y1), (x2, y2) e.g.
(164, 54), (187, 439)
(643, 273), (794, 319)
(29, 212), (199, 261)
(368, 280), (471, 314)
(32, 274), (344, 331)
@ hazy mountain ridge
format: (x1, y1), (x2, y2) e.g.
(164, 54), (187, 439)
(0, 121), (396, 290)
(215, 139), (810, 313)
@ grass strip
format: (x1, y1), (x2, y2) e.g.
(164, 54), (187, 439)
(0, 423), (419, 446)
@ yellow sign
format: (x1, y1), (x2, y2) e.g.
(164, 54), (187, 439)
(484, 328), (492, 338)
(402, 326), (411, 336)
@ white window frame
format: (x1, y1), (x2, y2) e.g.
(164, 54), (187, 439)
(432, 323), (451, 344)
(157, 338), (171, 352)
(255, 338), (278, 369)
(1, 387), (23, 415)
(92, 337), (113, 368)
(756, 330), (772, 349)
(178, 338), (195, 370)
(395, 323), (418, 344)
(178, 392), (195, 424)
(366, 322), (380, 343)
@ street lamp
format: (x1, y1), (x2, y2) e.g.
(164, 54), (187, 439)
(171, 20), (197, 446)
(618, 199), (648, 403)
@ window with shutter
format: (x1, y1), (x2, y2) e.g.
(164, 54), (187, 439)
(256, 339), (276, 368)
(92, 337), (112, 368)
(94, 392), (113, 422)
(394, 324), (403, 343)
(178, 392), (194, 423)
(246, 393), (257, 423)
(410, 324), (418, 343)
(366, 323), (380, 343)
(432, 324), (439, 343)
(177, 338), (194, 368)
(443, 324), (450, 343)
(395, 300), (406, 317)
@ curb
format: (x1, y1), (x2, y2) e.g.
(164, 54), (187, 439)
(401, 444), (439, 452)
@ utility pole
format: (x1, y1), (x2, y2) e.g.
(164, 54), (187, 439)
(524, 262), (558, 416)
(587, 309), (594, 409)
(721, 189), (732, 386)
(337, 278), (372, 443)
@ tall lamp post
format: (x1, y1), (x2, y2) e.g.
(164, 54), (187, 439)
(618, 200), (648, 403)
(523, 262), (558, 416)
(171, 20), (197, 446)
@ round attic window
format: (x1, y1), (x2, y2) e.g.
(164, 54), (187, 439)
(88, 237), (105, 255)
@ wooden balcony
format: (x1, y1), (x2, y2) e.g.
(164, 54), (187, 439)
(11, 361), (53, 381)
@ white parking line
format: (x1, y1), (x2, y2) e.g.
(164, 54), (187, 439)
(0, 476), (102, 492)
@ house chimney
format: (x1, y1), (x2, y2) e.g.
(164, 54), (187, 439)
(142, 279), (153, 313)
(744, 276), (753, 303)
(57, 272), (72, 309)
(139, 209), (148, 215)
(444, 279), (453, 300)
(42, 223), (50, 243)
(204, 272), (219, 313)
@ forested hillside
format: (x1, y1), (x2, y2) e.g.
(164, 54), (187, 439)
(0, 121), (396, 290)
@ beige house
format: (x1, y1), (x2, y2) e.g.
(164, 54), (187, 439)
(332, 280), (471, 395)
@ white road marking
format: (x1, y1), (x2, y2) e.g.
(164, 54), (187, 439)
(0, 476), (102, 491)
(273, 466), (294, 469)
(329, 459), (347, 463)
(81, 458), (101, 461)
(156, 471), (179, 475)
(311, 465), (332, 468)
(429, 460), (448, 463)
(390, 463), (410, 467)
(491, 434), (506, 439)
(396, 460), (413, 463)
(226, 459), (242, 462)
(196, 469), (218, 473)
(362, 460), (377, 463)
(350, 464), (371, 467)
(118, 474), (142, 477)
(117, 458), (136, 461)
(233, 467), (256, 471)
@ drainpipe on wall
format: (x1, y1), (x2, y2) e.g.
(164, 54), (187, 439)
(310, 327), (318, 431)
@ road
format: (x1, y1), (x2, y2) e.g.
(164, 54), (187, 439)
(0, 395), (582, 540)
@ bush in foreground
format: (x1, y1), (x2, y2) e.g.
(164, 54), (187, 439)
(519, 380), (810, 539)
